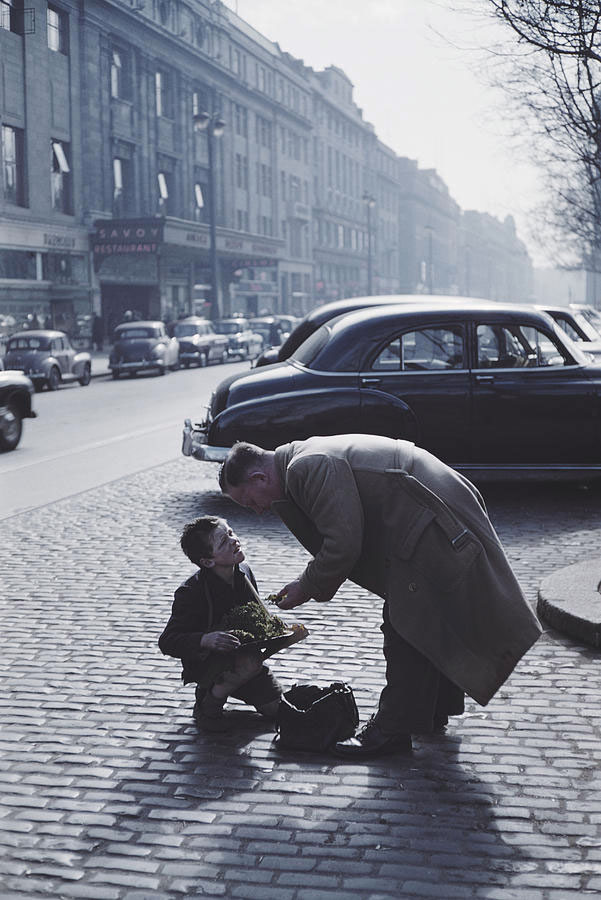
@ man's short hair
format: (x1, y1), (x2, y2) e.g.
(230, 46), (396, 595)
(219, 442), (266, 491)
(180, 516), (222, 566)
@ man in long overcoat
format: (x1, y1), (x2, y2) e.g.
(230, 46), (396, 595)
(219, 434), (542, 758)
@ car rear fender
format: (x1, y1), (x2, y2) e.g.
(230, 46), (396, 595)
(207, 386), (418, 448)
(0, 384), (34, 418)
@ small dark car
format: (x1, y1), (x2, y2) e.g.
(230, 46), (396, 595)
(214, 318), (264, 360)
(172, 317), (229, 368)
(3, 330), (92, 391)
(250, 316), (286, 350)
(0, 369), (36, 451)
(110, 321), (179, 378)
(182, 300), (601, 479)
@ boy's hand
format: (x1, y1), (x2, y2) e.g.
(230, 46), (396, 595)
(200, 631), (241, 652)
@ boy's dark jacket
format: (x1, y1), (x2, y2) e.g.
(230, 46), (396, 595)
(158, 562), (258, 684)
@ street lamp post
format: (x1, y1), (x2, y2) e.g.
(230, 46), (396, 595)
(363, 192), (376, 296)
(193, 109), (226, 320)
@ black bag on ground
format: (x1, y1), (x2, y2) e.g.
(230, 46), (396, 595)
(275, 682), (359, 752)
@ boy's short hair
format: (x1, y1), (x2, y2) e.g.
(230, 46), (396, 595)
(180, 516), (223, 566)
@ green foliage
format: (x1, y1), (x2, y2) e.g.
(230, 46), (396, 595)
(221, 601), (287, 642)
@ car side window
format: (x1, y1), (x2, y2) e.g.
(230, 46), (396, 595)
(477, 324), (568, 368)
(373, 326), (464, 372)
(554, 316), (583, 343)
(52, 338), (62, 353)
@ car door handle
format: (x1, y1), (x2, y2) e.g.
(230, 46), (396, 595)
(475, 374), (494, 384)
(361, 376), (382, 386)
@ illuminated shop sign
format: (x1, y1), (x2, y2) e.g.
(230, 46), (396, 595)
(92, 220), (164, 256)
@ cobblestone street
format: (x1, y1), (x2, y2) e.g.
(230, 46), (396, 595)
(1, 460), (601, 899)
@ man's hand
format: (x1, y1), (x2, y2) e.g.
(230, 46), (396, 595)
(275, 580), (311, 609)
(200, 631), (241, 652)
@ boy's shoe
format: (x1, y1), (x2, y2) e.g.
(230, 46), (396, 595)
(193, 693), (228, 732)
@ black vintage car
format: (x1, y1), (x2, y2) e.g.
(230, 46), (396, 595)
(172, 317), (230, 368)
(182, 300), (601, 479)
(110, 321), (180, 378)
(0, 369), (36, 451)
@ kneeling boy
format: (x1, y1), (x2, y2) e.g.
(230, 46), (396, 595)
(158, 516), (282, 730)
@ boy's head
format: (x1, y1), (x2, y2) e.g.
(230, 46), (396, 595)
(180, 516), (244, 569)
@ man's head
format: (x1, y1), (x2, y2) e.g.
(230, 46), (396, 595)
(180, 515), (244, 568)
(219, 442), (283, 514)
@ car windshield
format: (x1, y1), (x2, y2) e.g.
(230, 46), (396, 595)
(7, 336), (50, 351)
(174, 323), (204, 337)
(216, 321), (246, 334)
(117, 327), (159, 340)
(290, 324), (331, 367)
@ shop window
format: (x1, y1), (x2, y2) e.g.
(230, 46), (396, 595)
(0, 248), (36, 279)
(47, 3), (68, 53)
(2, 125), (26, 207)
(51, 140), (72, 213)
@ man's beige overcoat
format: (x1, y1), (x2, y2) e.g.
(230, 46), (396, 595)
(272, 434), (542, 706)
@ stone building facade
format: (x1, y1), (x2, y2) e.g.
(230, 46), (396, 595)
(0, 0), (533, 345)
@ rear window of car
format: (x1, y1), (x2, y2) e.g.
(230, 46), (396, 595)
(216, 320), (248, 334)
(174, 323), (202, 337)
(7, 336), (50, 351)
(117, 328), (159, 340)
(290, 324), (331, 367)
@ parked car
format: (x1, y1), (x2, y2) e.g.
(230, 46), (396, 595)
(109, 321), (179, 378)
(3, 330), (92, 391)
(0, 369), (36, 451)
(570, 303), (601, 330)
(253, 294), (466, 367)
(249, 316), (286, 350)
(214, 317), (264, 360)
(273, 314), (300, 335)
(538, 305), (601, 356)
(171, 317), (229, 368)
(182, 300), (601, 479)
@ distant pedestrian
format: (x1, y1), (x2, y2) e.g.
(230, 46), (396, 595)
(219, 435), (543, 758)
(158, 516), (282, 731)
(92, 313), (104, 351)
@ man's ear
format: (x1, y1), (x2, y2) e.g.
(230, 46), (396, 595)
(198, 558), (215, 568)
(249, 470), (267, 483)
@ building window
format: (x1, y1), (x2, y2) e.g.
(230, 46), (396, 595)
(0, 249), (36, 279)
(233, 103), (247, 137)
(0, 0), (23, 33)
(2, 125), (26, 207)
(155, 70), (173, 118)
(47, 4), (68, 53)
(51, 140), (71, 213)
(111, 49), (131, 100)
(157, 170), (174, 213)
(113, 156), (133, 215)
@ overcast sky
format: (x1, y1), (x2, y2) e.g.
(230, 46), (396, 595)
(223, 0), (549, 265)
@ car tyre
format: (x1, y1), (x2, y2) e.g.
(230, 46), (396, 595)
(198, 352), (208, 368)
(182, 360), (190, 369)
(111, 369), (120, 380)
(0, 401), (22, 452)
(158, 366), (166, 376)
(47, 367), (60, 391)
(78, 363), (91, 386)
(170, 360), (180, 371)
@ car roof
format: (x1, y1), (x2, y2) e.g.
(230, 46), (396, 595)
(8, 329), (66, 339)
(115, 320), (164, 329)
(304, 294), (493, 325)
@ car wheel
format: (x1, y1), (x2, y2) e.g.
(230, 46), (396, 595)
(47, 367), (60, 391)
(0, 402), (22, 452)
(182, 360), (190, 369)
(33, 381), (44, 393)
(198, 352), (208, 368)
(170, 360), (179, 371)
(128, 370), (137, 378)
(112, 369), (120, 379)
(78, 363), (91, 386)
(158, 366), (166, 376)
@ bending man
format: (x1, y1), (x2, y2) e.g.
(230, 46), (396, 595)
(219, 434), (542, 759)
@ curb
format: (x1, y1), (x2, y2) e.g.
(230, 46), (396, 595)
(537, 558), (601, 649)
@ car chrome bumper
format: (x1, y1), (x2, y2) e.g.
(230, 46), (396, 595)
(181, 418), (228, 462)
(111, 360), (161, 370)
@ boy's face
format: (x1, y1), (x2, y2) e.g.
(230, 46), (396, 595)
(205, 520), (245, 568)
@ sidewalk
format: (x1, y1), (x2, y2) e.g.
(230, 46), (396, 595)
(1, 464), (601, 898)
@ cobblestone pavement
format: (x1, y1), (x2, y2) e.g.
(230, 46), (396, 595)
(1, 461), (601, 899)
